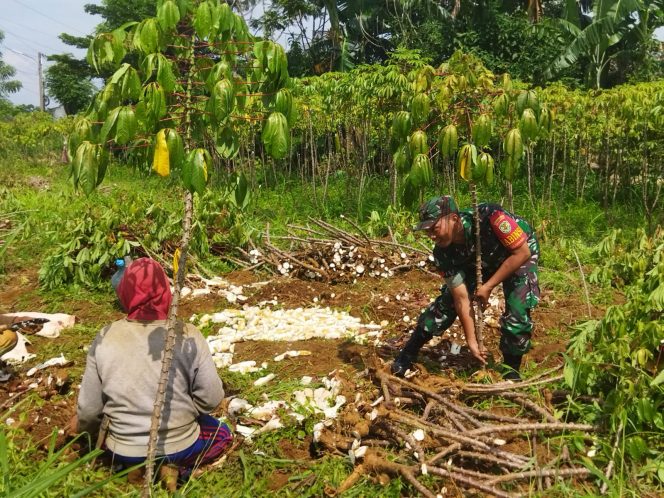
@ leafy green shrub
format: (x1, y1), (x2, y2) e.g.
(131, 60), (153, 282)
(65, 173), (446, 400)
(0, 112), (71, 161)
(37, 175), (255, 290)
(38, 208), (138, 290)
(365, 205), (414, 239)
(565, 228), (664, 484)
(589, 228), (656, 287)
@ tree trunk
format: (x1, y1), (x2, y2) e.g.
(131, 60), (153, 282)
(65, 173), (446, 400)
(561, 131), (567, 199)
(390, 159), (398, 207)
(309, 115), (319, 209)
(580, 143), (590, 201)
(602, 135), (610, 212)
(323, 133), (332, 207)
(575, 137), (582, 200)
(612, 144), (621, 205)
(547, 136), (556, 207)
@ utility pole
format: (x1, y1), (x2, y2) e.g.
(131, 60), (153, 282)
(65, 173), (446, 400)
(38, 52), (44, 111)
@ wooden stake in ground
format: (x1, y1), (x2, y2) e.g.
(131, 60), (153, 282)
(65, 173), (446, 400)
(141, 31), (198, 495)
(470, 182), (484, 352)
(143, 191), (194, 496)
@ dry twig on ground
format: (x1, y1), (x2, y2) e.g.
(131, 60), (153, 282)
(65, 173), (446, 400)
(317, 360), (596, 497)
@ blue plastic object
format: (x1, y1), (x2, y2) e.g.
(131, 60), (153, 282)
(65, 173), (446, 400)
(111, 258), (126, 291)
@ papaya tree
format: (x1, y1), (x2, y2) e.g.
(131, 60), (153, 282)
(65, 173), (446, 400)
(71, 0), (291, 492)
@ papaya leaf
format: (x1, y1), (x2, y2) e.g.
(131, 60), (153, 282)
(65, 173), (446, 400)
(216, 126), (239, 159)
(209, 79), (234, 122)
(157, 0), (180, 31)
(193, 1), (213, 39)
(121, 67), (142, 101)
(109, 64), (130, 85)
(262, 112), (289, 159)
(95, 147), (109, 186)
(137, 18), (160, 54)
(156, 55), (176, 93)
(115, 106), (137, 145)
(165, 128), (184, 170)
(219, 3), (233, 32)
(234, 173), (250, 209)
(100, 107), (121, 143)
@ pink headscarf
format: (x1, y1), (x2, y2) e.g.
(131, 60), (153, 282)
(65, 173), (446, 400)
(116, 258), (172, 320)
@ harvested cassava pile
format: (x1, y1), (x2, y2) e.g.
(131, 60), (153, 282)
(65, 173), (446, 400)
(316, 360), (595, 497)
(232, 217), (437, 282)
(194, 305), (384, 369)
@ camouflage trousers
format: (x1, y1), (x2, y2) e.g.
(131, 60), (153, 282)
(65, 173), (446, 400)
(416, 252), (540, 356)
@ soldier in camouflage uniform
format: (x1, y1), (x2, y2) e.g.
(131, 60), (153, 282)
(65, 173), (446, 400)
(391, 196), (540, 380)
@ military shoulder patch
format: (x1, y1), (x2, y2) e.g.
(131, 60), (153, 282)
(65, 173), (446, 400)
(489, 211), (527, 250)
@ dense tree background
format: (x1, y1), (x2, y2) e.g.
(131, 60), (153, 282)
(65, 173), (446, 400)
(251, 0), (662, 86)
(45, 55), (96, 115)
(42, 0), (664, 113)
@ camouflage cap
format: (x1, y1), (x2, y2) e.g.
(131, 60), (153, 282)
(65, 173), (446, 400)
(414, 195), (458, 231)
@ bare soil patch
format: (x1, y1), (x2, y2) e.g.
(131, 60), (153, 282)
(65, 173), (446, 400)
(233, 339), (370, 378)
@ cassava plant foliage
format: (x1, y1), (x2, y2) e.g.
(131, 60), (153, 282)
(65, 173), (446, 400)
(567, 228), (664, 485)
(388, 51), (553, 208)
(70, 1), (291, 493)
(390, 51), (553, 349)
(70, 0), (292, 195)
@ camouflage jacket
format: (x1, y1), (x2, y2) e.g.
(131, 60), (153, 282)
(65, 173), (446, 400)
(432, 203), (538, 284)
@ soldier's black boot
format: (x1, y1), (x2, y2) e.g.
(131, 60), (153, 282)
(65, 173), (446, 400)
(501, 353), (523, 381)
(391, 330), (430, 377)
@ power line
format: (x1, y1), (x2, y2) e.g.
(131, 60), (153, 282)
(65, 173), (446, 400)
(1, 27), (53, 53)
(0, 16), (61, 38)
(5, 46), (37, 61)
(10, 0), (87, 36)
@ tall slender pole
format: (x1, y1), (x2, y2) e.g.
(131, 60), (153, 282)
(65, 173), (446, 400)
(37, 52), (44, 111)
(142, 40), (196, 498)
(471, 183), (484, 352)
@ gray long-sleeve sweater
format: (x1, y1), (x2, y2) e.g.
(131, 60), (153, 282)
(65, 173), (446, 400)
(77, 319), (224, 457)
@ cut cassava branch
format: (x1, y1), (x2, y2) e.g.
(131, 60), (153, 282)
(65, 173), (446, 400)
(143, 191), (194, 496)
(143, 32), (197, 495)
(426, 465), (515, 498)
(486, 467), (591, 485)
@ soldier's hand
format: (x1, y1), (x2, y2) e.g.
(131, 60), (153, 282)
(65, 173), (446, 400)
(474, 285), (492, 309)
(469, 343), (488, 365)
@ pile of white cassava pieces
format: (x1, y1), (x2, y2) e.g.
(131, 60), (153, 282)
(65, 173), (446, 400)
(316, 360), (598, 498)
(231, 217), (437, 282)
(191, 305), (385, 445)
(194, 304), (384, 369)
